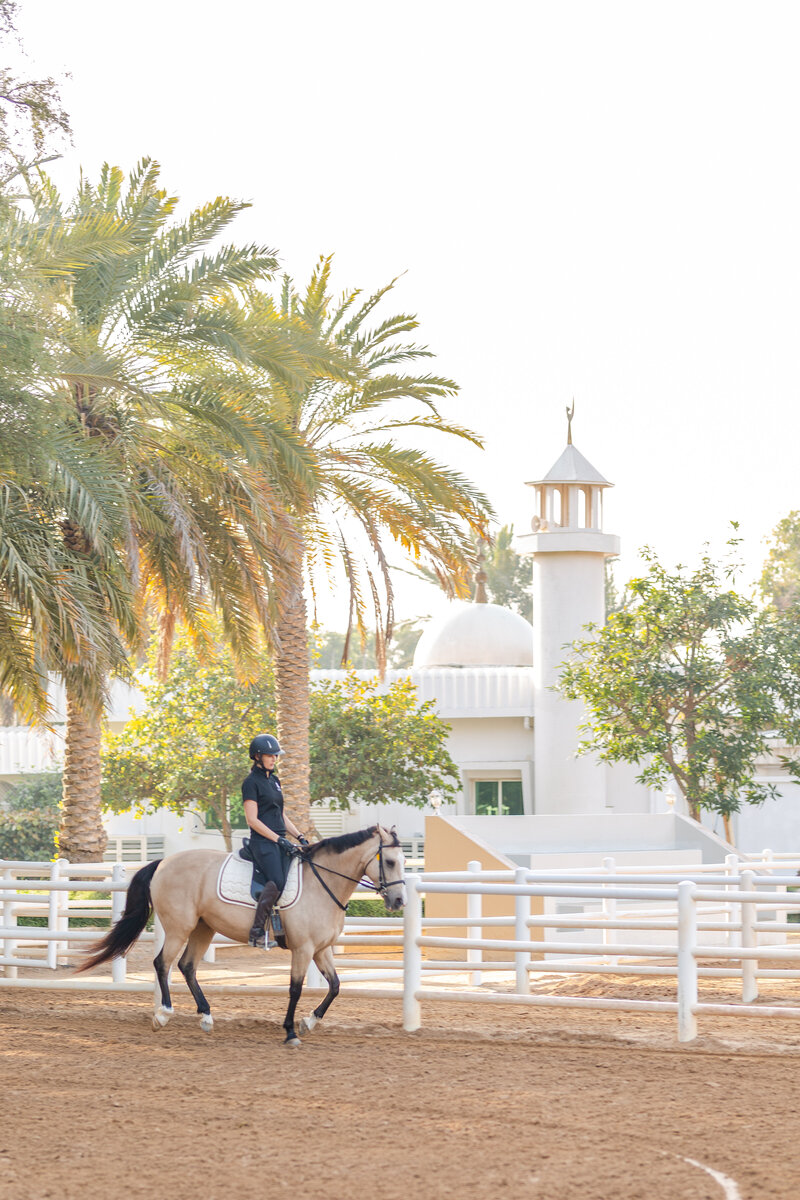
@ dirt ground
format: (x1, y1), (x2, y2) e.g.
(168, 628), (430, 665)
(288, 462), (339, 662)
(3, 946), (800, 1200)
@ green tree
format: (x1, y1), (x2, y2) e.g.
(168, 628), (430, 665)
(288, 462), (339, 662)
(0, 191), (140, 725)
(0, 768), (61, 859)
(309, 672), (459, 810)
(242, 256), (492, 831)
(761, 512), (800, 612)
(10, 160), (309, 860)
(558, 545), (800, 838)
(102, 636), (458, 841)
(311, 617), (426, 670)
(483, 525), (532, 621)
(0, 0), (70, 180)
(102, 631), (275, 851)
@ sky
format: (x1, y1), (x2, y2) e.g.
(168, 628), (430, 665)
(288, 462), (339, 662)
(13, 0), (800, 627)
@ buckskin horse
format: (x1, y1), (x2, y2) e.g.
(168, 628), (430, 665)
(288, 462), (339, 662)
(77, 825), (406, 1046)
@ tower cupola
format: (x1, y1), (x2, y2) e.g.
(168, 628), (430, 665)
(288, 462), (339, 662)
(525, 407), (619, 556)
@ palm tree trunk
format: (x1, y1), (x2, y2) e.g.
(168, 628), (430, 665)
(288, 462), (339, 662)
(274, 548), (312, 836)
(59, 687), (107, 862)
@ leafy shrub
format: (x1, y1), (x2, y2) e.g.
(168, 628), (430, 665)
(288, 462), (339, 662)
(3, 772), (62, 812)
(0, 808), (58, 861)
(348, 896), (403, 918)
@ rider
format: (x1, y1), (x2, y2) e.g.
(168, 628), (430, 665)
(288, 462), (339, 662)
(242, 733), (308, 949)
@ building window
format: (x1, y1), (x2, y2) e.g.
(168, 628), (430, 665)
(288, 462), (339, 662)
(474, 779), (524, 816)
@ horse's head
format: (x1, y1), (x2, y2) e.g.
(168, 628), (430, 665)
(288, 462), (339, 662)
(363, 824), (406, 911)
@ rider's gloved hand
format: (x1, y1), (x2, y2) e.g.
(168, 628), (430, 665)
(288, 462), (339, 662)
(276, 836), (300, 858)
(297, 835), (310, 848)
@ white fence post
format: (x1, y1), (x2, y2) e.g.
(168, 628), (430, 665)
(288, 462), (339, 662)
(602, 856), (618, 966)
(677, 880), (698, 1043)
(111, 864), (127, 984)
(740, 869), (758, 1003)
(467, 860), (482, 986)
(725, 853), (739, 946)
(403, 874), (422, 1031)
(2, 868), (17, 978)
(46, 860), (60, 969)
(514, 867), (530, 995)
(56, 859), (70, 966)
(306, 959), (325, 988)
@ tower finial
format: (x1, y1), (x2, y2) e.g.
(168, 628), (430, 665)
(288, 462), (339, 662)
(566, 400), (575, 445)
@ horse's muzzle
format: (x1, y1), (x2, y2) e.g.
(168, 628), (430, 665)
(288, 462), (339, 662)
(385, 885), (406, 911)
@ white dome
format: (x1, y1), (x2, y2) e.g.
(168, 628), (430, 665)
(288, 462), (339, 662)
(413, 602), (533, 669)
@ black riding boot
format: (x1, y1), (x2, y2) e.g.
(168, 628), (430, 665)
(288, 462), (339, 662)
(248, 882), (279, 950)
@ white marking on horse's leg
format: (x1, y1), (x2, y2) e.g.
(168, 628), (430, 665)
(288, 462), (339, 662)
(152, 1006), (173, 1030)
(682, 1157), (742, 1200)
(299, 1013), (317, 1035)
(199, 1013), (214, 1033)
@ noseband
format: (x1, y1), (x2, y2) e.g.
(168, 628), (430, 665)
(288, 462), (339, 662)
(304, 839), (405, 912)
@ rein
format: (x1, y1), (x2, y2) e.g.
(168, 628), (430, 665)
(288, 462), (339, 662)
(303, 841), (405, 912)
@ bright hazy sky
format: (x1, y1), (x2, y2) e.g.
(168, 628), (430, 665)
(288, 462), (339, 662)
(15, 1), (800, 626)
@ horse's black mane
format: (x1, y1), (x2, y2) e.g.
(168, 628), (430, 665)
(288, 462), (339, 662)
(305, 825), (399, 858)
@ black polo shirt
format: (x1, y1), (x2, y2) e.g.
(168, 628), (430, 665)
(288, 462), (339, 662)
(241, 764), (286, 839)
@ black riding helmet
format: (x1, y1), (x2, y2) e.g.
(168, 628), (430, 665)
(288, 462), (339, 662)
(249, 733), (282, 760)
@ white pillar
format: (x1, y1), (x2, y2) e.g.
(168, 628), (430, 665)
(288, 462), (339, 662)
(111, 864), (127, 984)
(514, 867), (530, 994)
(2, 867), (17, 978)
(402, 874), (422, 1031)
(677, 881), (698, 1043)
(467, 860), (482, 986)
(532, 544), (613, 813)
(740, 870), (758, 1003)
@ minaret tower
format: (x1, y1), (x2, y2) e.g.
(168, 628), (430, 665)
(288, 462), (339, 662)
(526, 407), (619, 813)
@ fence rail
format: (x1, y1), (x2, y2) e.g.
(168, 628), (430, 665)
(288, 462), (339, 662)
(3, 853), (800, 1042)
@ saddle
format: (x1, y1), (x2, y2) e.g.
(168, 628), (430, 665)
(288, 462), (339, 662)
(237, 838), (268, 901)
(216, 842), (303, 945)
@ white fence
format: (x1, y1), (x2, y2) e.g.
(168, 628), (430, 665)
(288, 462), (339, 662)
(3, 855), (800, 1042)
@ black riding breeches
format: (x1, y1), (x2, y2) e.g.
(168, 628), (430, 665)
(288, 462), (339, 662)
(249, 836), (290, 894)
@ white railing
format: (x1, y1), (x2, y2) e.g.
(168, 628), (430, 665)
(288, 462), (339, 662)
(0, 857), (405, 991)
(4, 855), (800, 1043)
(402, 867), (800, 1041)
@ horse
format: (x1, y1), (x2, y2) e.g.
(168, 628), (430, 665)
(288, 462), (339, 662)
(77, 824), (406, 1046)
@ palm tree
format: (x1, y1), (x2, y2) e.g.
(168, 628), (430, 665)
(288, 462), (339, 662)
(0, 186), (138, 726)
(13, 160), (313, 859)
(242, 257), (494, 831)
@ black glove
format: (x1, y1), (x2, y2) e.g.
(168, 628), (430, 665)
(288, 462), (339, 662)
(276, 836), (300, 858)
(297, 835), (310, 847)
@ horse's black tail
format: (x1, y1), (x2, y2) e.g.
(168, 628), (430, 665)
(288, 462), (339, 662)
(75, 859), (162, 974)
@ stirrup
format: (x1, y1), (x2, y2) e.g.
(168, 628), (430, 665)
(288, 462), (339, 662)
(248, 924), (277, 951)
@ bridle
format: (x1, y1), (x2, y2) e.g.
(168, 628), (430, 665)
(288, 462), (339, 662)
(303, 839), (406, 913)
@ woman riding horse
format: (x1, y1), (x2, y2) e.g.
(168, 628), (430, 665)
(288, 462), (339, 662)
(241, 733), (307, 949)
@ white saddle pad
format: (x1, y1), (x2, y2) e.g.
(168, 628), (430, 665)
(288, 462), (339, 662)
(216, 853), (302, 910)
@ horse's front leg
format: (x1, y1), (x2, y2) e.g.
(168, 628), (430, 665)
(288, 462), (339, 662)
(299, 946), (340, 1036)
(283, 946), (313, 1047)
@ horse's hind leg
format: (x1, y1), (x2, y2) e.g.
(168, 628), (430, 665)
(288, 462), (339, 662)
(178, 920), (215, 1033)
(299, 946), (340, 1036)
(152, 923), (192, 1031)
(283, 946), (313, 1047)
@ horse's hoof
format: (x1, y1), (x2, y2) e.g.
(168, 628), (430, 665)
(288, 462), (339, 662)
(152, 1007), (172, 1030)
(284, 1036), (302, 1048)
(200, 1013), (214, 1033)
(299, 1015), (317, 1035)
